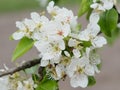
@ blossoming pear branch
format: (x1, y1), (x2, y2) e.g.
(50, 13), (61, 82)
(0, 0), (120, 90)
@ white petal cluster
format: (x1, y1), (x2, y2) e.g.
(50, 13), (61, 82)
(78, 12), (107, 48)
(0, 73), (36, 90)
(0, 76), (9, 90)
(91, 0), (116, 11)
(11, 0), (117, 88)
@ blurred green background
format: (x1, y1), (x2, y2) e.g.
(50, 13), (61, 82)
(0, 0), (39, 13)
(0, 0), (80, 13)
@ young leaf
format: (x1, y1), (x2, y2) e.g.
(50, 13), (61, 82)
(81, 41), (92, 47)
(9, 35), (14, 40)
(99, 9), (118, 37)
(32, 74), (40, 83)
(88, 76), (96, 86)
(106, 27), (120, 44)
(97, 63), (102, 70)
(25, 65), (39, 74)
(36, 76), (58, 90)
(53, 0), (59, 4)
(12, 37), (34, 61)
(78, 0), (92, 17)
(86, 8), (93, 20)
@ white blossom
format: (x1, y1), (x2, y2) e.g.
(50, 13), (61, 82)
(101, 0), (114, 10)
(39, 21), (71, 40)
(54, 8), (78, 26)
(70, 73), (88, 88)
(64, 51), (70, 57)
(91, 0), (115, 11)
(47, 1), (78, 31)
(17, 78), (36, 90)
(13, 19), (36, 40)
(31, 12), (49, 27)
(72, 49), (81, 58)
(0, 76), (9, 90)
(11, 0), (114, 88)
(12, 21), (26, 40)
(79, 12), (107, 48)
(31, 12), (41, 24)
(47, 1), (59, 16)
(12, 31), (25, 40)
(78, 12), (100, 41)
(35, 39), (65, 61)
(17, 81), (25, 90)
(86, 48), (101, 73)
(55, 64), (65, 80)
(90, 3), (106, 11)
(23, 78), (36, 90)
(24, 19), (36, 32)
(0, 73), (36, 90)
(91, 36), (107, 48)
(89, 13), (100, 24)
(66, 57), (90, 88)
(68, 38), (80, 47)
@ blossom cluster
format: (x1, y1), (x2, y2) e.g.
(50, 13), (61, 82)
(11, 0), (116, 88)
(0, 72), (36, 90)
(91, 0), (116, 11)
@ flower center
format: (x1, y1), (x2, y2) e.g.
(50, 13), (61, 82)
(66, 16), (71, 23)
(76, 66), (84, 74)
(57, 30), (63, 36)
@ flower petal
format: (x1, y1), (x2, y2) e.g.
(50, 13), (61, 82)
(58, 40), (65, 50)
(78, 30), (90, 41)
(12, 31), (24, 40)
(73, 49), (81, 58)
(102, 0), (114, 10)
(31, 12), (41, 24)
(91, 36), (107, 48)
(89, 13), (100, 23)
(16, 21), (26, 30)
(64, 51), (70, 57)
(70, 74), (88, 88)
(85, 64), (95, 76)
(55, 64), (65, 78)
(40, 60), (49, 67)
(68, 38), (78, 47)
(24, 19), (36, 32)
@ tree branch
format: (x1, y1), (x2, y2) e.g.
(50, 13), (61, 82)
(0, 58), (41, 77)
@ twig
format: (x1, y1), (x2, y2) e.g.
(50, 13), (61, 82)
(0, 58), (41, 77)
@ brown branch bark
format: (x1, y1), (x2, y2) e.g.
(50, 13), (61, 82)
(0, 58), (41, 77)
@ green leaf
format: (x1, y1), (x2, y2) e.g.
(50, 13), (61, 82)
(106, 27), (120, 44)
(88, 76), (96, 86)
(36, 76), (58, 90)
(12, 37), (34, 61)
(81, 41), (92, 47)
(99, 9), (118, 37)
(25, 65), (39, 74)
(53, 0), (59, 4)
(32, 74), (40, 83)
(9, 35), (14, 40)
(78, 0), (92, 17)
(97, 63), (102, 70)
(86, 8), (93, 20)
